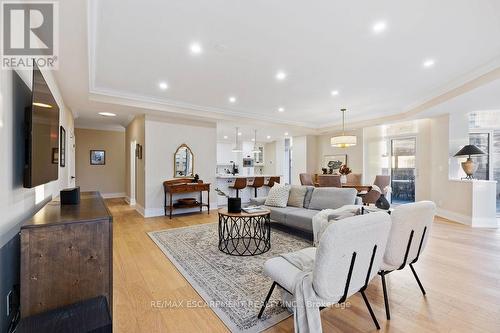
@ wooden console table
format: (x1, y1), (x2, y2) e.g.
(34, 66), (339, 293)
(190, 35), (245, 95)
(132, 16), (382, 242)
(163, 178), (210, 219)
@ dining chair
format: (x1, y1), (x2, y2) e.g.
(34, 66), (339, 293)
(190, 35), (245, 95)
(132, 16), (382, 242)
(362, 175), (391, 205)
(299, 173), (314, 186)
(378, 201), (436, 320)
(258, 212), (392, 331)
(346, 173), (362, 185)
(374, 175), (391, 195)
(317, 175), (341, 187)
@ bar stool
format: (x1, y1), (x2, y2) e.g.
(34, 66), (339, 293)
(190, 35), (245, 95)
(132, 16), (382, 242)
(248, 177), (264, 197)
(229, 178), (247, 198)
(264, 176), (280, 188)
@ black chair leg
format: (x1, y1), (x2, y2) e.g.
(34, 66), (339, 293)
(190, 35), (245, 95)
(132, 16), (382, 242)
(236, 189), (239, 198)
(258, 282), (277, 319)
(380, 272), (391, 320)
(360, 290), (380, 330)
(254, 187), (258, 197)
(410, 264), (426, 295)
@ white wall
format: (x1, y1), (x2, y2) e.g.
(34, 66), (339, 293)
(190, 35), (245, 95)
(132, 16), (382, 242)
(0, 68), (75, 247)
(291, 136), (307, 185)
(263, 141), (276, 174)
(290, 135), (318, 185)
(0, 68), (74, 330)
(144, 117), (217, 217)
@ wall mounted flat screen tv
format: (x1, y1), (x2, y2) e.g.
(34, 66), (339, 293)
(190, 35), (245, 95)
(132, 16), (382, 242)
(24, 64), (60, 188)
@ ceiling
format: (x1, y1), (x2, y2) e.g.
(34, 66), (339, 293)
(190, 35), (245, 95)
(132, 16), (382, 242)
(54, 0), (500, 136)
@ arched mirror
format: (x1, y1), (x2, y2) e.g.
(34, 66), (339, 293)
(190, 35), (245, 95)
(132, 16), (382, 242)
(174, 144), (194, 178)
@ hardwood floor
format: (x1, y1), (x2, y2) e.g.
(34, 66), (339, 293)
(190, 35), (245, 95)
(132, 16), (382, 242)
(109, 198), (500, 332)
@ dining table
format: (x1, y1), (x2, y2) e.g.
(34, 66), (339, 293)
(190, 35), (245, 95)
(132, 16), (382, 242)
(341, 183), (373, 193)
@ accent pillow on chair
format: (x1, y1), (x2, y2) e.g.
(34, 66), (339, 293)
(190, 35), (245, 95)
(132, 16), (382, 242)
(264, 183), (291, 208)
(287, 185), (308, 207)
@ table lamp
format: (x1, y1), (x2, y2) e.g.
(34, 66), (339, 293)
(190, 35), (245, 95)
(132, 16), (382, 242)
(453, 145), (486, 179)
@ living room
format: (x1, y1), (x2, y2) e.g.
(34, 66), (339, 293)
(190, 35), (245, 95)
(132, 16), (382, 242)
(1, 1), (500, 333)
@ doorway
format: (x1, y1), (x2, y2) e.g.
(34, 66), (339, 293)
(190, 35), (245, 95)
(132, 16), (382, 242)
(390, 137), (416, 204)
(129, 141), (137, 205)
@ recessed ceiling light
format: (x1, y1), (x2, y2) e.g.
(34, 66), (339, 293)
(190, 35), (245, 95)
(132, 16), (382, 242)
(237, 132), (242, 136)
(266, 135), (271, 139)
(190, 42), (203, 54)
(275, 71), (287, 80)
(229, 96), (237, 103)
(223, 135), (228, 139)
(284, 132), (289, 136)
(98, 112), (116, 117)
(159, 81), (168, 90)
(423, 59), (435, 68)
(251, 138), (255, 142)
(331, 90), (339, 96)
(278, 107), (285, 112)
(372, 21), (387, 34)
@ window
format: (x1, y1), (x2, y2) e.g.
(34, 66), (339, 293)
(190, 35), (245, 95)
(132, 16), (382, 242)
(469, 133), (490, 180)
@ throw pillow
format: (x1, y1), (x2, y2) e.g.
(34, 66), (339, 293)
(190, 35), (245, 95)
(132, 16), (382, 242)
(287, 185), (308, 207)
(265, 183), (290, 208)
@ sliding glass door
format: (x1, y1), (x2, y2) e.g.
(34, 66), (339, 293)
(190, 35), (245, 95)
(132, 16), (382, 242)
(390, 138), (416, 204)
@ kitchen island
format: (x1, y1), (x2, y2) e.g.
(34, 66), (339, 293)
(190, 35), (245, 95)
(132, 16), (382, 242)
(216, 175), (282, 206)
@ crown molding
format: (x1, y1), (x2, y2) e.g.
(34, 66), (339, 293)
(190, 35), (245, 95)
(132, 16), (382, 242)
(88, 87), (318, 129)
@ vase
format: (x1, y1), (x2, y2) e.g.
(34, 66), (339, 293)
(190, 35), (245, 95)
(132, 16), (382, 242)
(376, 194), (390, 210)
(227, 197), (241, 213)
(340, 175), (347, 184)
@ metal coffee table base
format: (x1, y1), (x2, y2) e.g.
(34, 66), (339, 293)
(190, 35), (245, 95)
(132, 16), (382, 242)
(218, 213), (271, 256)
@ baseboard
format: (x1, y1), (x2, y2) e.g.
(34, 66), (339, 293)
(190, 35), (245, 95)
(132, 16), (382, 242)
(101, 192), (126, 199)
(470, 217), (499, 228)
(436, 208), (471, 225)
(124, 196), (136, 206)
(135, 203), (145, 217)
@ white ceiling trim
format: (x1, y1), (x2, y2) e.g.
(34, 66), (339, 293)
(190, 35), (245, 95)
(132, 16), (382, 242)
(88, 87), (318, 128)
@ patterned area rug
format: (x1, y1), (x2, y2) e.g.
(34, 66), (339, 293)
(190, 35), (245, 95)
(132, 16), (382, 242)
(148, 223), (311, 333)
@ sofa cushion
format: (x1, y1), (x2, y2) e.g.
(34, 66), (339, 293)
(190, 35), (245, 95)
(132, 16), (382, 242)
(264, 206), (301, 223)
(285, 208), (320, 232)
(308, 187), (358, 210)
(303, 186), (315, 209)
(287, 185), (308, 207)
(264, 183), (290, 208)
(249, 197), (267, 206)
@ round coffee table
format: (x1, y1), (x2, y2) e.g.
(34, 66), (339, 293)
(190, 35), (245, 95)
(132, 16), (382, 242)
(218, 208), (271, 256)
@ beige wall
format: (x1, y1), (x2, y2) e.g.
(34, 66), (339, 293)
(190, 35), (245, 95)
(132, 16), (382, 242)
(144, 117), (217, 216)
(75, 128), (125, 195)
(316, 129), (364, 178)
(125, 115), (145, 208)
(430, 115), (471, 216)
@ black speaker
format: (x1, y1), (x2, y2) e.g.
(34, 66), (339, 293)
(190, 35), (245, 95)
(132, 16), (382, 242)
(60, 186), (80, 205)
(227, 197), (241, 213)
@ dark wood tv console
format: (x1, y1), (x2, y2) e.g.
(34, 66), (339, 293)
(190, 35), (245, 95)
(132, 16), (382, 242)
(20, 192), (113, 318)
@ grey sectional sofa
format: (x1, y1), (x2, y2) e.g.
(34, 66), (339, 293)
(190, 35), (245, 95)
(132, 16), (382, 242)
(250, 186), (361, 232)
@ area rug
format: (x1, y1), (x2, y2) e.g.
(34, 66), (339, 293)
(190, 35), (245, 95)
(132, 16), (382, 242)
(148, 223), (311, 333)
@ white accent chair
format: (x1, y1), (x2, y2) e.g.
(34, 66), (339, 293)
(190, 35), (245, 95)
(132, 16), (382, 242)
(258, 212), (392, 331)
(378, 201), (436, 320)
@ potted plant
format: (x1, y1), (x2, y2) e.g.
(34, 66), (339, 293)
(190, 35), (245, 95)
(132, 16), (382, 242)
(215, 188), (241, 213)
(338, 164), (352, 184)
